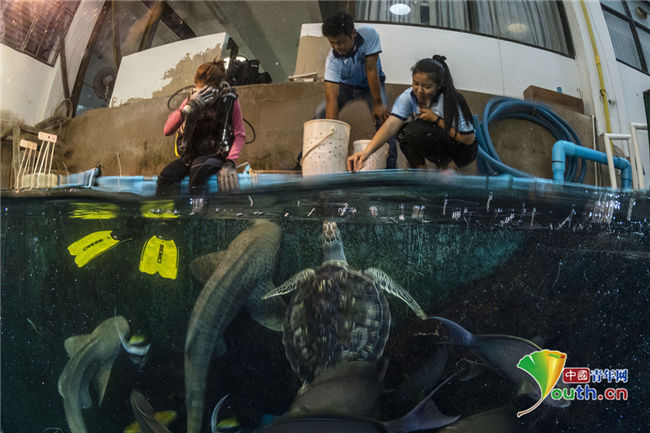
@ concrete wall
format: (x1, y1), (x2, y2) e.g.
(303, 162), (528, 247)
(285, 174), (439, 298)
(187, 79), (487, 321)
(110, 33), (228, 107)
(59, 82), (594, 185)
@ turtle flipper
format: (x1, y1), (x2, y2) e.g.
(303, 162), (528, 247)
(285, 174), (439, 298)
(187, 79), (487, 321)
(261, 269), (316, 300)
(247, 280), (286, 332)
(364, 268), (427, 319)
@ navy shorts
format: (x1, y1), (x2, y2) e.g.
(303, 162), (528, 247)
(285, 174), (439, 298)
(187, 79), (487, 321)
(397, 119), (477, 168)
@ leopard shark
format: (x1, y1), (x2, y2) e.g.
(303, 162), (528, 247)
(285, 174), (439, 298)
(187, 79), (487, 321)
(58, 316), (147, 433)
(185, 219), (285, 433)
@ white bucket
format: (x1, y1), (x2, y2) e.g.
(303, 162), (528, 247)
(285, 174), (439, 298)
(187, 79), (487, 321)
(301, 119), (351, 176)
(353, 140), (388, 171)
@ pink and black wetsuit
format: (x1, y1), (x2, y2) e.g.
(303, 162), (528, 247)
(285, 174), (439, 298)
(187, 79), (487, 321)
(157, 95), (246, 196)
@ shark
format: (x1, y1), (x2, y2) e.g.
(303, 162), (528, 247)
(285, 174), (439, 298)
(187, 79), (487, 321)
(58, 315), (146, 433)
(185, 219), (285, 433)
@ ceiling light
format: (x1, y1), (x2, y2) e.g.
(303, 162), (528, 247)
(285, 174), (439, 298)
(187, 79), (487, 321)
(389, 3), (411, 16)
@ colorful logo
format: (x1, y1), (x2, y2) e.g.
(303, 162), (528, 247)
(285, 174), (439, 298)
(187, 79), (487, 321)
(516, 349), (567, 417)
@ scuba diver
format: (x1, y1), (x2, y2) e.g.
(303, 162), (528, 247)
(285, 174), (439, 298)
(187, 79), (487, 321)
(157, 58), (246, 205)
(67, 60), (247, 280)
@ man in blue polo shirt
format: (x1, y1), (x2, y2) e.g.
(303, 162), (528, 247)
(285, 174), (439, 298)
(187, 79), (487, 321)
(311, 11), (397, 169)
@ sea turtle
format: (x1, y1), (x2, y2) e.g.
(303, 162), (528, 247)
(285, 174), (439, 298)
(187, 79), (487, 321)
(263, 221), (426, 383)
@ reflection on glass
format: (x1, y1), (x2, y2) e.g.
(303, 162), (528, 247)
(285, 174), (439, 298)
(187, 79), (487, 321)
(628, 0), (650, 27)
(355, 0), (570, 54)
(604, 10), (643, 68)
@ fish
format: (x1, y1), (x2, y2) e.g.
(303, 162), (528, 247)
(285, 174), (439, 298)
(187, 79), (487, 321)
(27, 317), (44, 335)
(430, 316), (570, 408)
(255, 361), (459, 433)
(128, 390), (177, 433)
(185, 219), (283, 433)
(210, 394), (245, 433)
(58, 316), (137, 433)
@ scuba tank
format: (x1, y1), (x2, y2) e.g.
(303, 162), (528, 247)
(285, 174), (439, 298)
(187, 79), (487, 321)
(177, 82), (238, 162)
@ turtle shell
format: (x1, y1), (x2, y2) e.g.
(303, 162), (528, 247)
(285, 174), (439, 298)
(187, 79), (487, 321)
(282, 263), (391, 383)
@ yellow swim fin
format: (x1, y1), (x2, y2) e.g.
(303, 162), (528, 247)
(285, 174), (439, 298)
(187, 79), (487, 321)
(67, 230), (124, 267)
(139, 235), (178, 280)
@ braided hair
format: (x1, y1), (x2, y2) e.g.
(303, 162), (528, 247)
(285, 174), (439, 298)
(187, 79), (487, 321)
(411, 55), (472, 135)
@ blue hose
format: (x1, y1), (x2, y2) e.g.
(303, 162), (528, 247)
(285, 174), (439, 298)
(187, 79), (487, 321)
(475, 97), (587, 183)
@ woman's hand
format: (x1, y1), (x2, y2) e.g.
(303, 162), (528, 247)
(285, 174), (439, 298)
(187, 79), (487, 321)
(218, 161), (239, 192)
(418, 107), (439, 124)
(347, 151), (367, 172)
(183, 86), (216, 115)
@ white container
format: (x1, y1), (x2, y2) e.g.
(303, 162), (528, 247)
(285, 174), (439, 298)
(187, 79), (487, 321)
(353, 139), (388, 171)
(19, 173), (58, 189)
(301, 119), (351, 176)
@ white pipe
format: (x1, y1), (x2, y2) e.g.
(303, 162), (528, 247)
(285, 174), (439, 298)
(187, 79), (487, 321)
(630, 123), (647, 190)
(603, 135), (618, 189)
(604, 133), (633, 190)
(591, 115), (599, 186)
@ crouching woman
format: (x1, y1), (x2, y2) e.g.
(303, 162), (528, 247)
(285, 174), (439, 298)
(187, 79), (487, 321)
(348, 55), (476, 172)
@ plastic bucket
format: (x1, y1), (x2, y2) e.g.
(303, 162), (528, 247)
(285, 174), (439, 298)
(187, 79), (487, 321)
(353, 140), (388, 171)
(301, 119), (351, 176)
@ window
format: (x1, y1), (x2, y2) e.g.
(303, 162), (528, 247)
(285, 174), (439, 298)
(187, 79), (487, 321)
(73, 1), (196, 116)
(354, 0), (573, 56)
(602, 0), (650, 73)
(0, 0), (79, 66)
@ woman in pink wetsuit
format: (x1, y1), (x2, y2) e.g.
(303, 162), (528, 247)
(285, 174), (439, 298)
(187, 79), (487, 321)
(157, 59), (246, 197)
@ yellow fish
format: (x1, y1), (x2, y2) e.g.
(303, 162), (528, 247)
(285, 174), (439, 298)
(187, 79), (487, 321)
(124, 410), (177, 433)
(216, 417), (241, 431)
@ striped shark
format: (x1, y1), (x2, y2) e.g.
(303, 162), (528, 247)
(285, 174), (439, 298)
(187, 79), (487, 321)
(185, 219), (284, 433)
(58, 316), (146, 433)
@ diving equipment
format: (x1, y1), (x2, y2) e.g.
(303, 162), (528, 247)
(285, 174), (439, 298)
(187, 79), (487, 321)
(67, 230), (126, 268)
(139, 235), (179, 280)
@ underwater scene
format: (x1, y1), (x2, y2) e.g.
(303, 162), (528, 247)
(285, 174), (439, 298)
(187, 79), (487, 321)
(1, 172), (649, 433)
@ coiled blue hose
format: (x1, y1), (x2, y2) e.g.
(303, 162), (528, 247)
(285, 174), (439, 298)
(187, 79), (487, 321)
(475, 97), (587, 183)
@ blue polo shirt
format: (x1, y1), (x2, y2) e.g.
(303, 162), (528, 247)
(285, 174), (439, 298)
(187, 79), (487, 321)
(391, 88), (474, 134)
(323, 25), (385, 87)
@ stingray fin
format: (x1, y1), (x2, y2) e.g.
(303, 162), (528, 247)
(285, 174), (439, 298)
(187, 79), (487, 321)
(261, 269), (315, 300)
(389, 345), (448, 409)
(247, 280), (286, 332)
(95, 364), (113, 406)
(190, 251), (226, 285)
(364, 268), (427, 319)
(383, 385), (459, 433)
(458, 359), (487, 381)
(429, 316), (475, 346)
(64, 334), (92, 356)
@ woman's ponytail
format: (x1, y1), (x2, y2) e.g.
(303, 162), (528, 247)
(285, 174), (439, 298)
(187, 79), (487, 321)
(412, 55), (472, 135)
